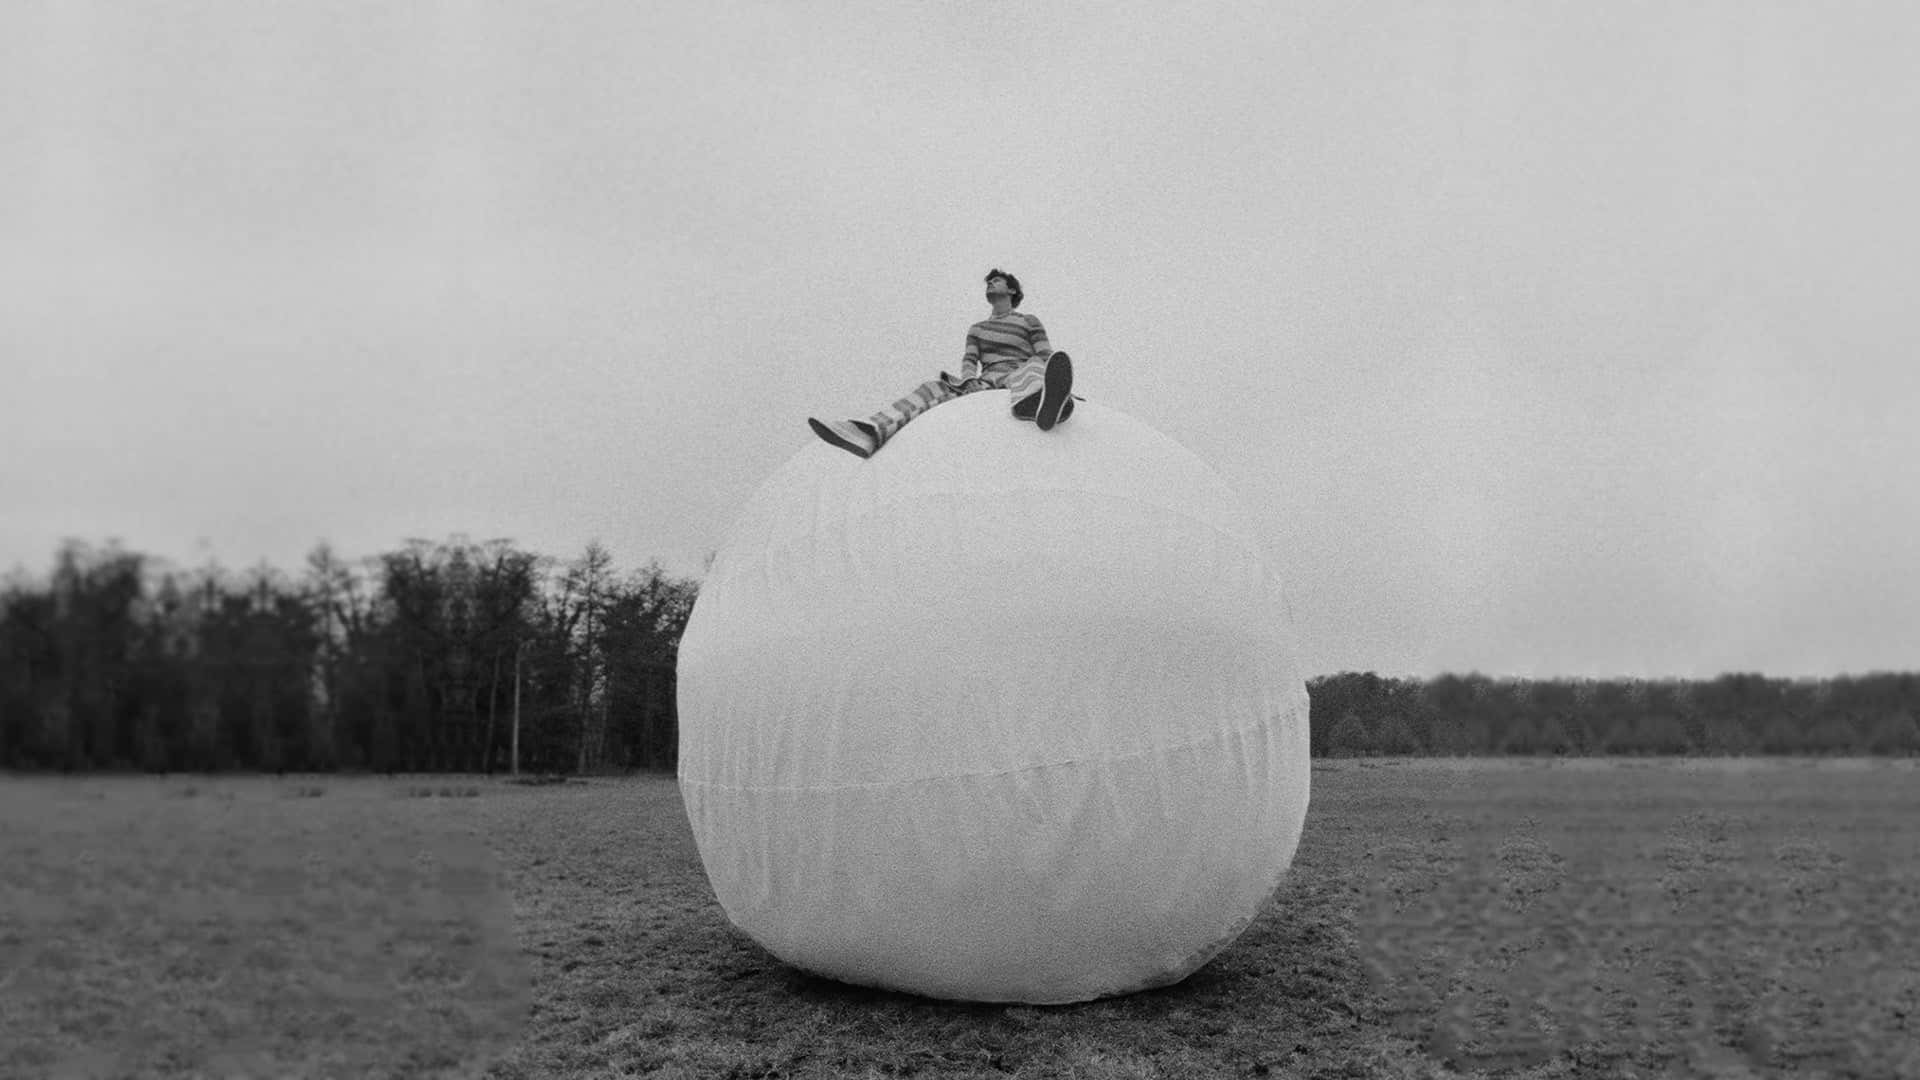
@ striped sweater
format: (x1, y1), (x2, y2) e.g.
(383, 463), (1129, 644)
(961, 311), (1053, 380)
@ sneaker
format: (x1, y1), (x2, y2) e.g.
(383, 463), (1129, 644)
(809, 418), (877, 459)
(1035, 351), (1074, 431)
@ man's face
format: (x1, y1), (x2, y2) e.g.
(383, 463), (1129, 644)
(985, 278), (1012, 304)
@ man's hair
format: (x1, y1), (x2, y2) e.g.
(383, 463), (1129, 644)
(984, 268), (1023, 309)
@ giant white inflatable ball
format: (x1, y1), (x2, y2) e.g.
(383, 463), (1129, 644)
(676, 391), (1311, 1004)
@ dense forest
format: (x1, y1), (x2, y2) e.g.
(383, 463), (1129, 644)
(0, 538), (694, 774)
(1307, 669), (1920, 757)
(2, 539), (1916, 773)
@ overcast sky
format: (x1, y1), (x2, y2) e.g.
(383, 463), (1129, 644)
(4, 1), (1916, 680)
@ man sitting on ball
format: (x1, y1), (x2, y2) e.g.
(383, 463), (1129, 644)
(809, 269), (1076, 459)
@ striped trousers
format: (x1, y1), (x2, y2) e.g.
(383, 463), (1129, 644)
(866, 358), (1067, 449)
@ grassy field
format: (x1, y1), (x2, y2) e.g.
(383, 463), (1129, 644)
(3, 759), (1917, 1079)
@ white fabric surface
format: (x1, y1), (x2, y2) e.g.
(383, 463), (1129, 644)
(677, 392), (1312, 1003)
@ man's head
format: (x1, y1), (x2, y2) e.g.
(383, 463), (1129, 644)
(984, 269), (1023, 309)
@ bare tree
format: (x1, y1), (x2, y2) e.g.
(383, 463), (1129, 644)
(562, 542), (616, 774)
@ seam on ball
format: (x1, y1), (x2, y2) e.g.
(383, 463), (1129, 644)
(680, 708), (1308, 794)
(847, 486), (1262, 549)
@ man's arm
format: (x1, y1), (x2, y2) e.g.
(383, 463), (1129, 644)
(1026, 314), (1054, 361)
(961, 328), (981, 380)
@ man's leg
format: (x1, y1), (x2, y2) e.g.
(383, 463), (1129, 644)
(867, 374), (971, 449)
(1034, 352), (1073, 431)
(811, 372), (983, 459)
(1007, 352), (1075, 431)
(808, 417), (879, 459)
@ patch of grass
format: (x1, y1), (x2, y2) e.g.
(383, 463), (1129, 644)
(1337, 759), (1920, 1077)
(503, 773), (579, 787)
(8, 761), (1919, 1077)
(1, 777), (527, 1079)
(400, 784), (483, 799)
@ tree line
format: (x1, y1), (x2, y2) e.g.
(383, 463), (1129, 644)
(4, 540), (1916, 773)
(0, 538), (695, 774)
(1308, 670), (1920, 757)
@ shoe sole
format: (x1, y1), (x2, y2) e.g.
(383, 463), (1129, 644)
(809, 418), (872, 459)
(1035, 353), (1073, 431)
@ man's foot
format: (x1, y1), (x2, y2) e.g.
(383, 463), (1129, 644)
(809, 418), (877, 459)
(1035, 351), (1074, 431)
